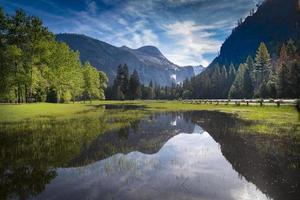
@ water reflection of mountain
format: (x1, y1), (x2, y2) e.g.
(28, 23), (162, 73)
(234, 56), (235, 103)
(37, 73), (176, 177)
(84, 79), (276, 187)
(69, 112), (195, 166)
(188, 111), (300, 200)
(34, 131), (269, 200)
(1, 110), (299, 200)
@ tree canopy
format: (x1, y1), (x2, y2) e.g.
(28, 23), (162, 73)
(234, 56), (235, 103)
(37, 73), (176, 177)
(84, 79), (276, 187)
(0, 9), (108, 103)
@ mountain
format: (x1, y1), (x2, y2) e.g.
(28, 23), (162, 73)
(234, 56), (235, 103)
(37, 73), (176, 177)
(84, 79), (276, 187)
(56, 33), (203, 85)
(188, 0), (300, 99)
(183, 65), (205, 76)
(210, 0), (300, 69)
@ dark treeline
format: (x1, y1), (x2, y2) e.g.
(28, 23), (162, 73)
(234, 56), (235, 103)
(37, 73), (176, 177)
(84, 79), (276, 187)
(105, 64), (183, 100)
(0, 8), (108, 103)
(107, 40), (300, 100)
(183, 40), (300, 99)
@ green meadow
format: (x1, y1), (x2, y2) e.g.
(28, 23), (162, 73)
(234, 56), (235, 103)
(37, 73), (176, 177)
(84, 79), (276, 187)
(0, 100), (299, 136)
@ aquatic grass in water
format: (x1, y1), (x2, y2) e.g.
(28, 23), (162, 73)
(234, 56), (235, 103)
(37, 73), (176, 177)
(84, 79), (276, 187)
(97, 101), (300, 136)
(1, 101), (299, 137)
(0, 102), (299, 199)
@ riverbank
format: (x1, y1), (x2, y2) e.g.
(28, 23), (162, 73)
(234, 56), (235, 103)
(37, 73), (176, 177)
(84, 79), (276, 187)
(103, 100), (300, 136)
(0, 100), (299, 135)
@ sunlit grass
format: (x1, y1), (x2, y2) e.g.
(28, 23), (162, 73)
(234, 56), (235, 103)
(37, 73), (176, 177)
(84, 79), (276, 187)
(0, 100), (299, 136)
(0, 105), (149, 168)
(96, 100), (300, 136)
(0, 102), (94, 122)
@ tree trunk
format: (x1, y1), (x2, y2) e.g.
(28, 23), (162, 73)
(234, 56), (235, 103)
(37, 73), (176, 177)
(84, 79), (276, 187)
(25, 84), (28, 103)
(17, 83), (21, 103)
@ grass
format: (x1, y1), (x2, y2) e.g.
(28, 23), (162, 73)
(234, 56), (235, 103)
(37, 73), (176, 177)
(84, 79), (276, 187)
(0, 103), (94, 122)
(0, 103), (150, 168)
(97, 100), (300, 136)
(97, 100), (299, 125)
(0, 100), (299, 135)
(0, 100), (299, 174)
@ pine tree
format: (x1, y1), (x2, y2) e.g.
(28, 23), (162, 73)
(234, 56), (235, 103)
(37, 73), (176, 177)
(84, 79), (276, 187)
(148, 80), (154, 99)
(220, 65), (228, 97)
(286, 39), (297, 58)
(286, 40), (300, 98)
(227, 63), (236, 98)
(129, 70), (141, 100)
(277, 44), (289, 97)
(265, 70), (277, 98)
(254, 42), (271, 97)
(277, 40), (300, 98)
(229, 63), (253, 98)
(121, 64), (129, 98)
(245, 55), (255, 76)
(113, 64), (129, 100)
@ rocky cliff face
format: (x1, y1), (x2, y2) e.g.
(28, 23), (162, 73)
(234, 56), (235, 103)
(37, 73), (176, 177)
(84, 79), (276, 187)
(56, 33), (204, 85)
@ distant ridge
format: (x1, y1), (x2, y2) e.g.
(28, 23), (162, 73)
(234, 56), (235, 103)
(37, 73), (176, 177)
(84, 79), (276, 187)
(56, 33), (204, 85)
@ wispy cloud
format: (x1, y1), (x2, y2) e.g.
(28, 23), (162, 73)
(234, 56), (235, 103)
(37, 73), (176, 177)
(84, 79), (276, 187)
(163, 21), (221, 66)
(0, 0), (258, 67)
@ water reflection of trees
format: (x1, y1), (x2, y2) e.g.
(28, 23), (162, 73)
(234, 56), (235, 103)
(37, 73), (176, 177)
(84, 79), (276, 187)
(69, 112), (195, 166)
(0, 108), (146, 199)
(0, 165), (56, 199)
(0, 109), (194, 199)
(0, 117), (105, 199)
(1, 110), (299, 200)
(189, 111), (300, 200)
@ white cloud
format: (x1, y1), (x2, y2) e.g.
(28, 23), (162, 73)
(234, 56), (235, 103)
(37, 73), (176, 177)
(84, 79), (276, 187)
(163, 20), (221, 66)
(108, 20), (159, 48)
(118, 18), (128, 26)
(165, 53), (209, 67)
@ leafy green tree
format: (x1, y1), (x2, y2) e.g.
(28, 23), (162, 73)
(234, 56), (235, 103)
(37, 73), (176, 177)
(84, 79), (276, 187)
(82, 62), (101, 103)
(0, 7), (7, 48)
(0, 8), (109, 103)
(4, 10), (29, 103)
(0, 45), (23, 102)
(24, 16), (53, 101)
(98, 71), (108, 100)
(48, 42), (79, 102)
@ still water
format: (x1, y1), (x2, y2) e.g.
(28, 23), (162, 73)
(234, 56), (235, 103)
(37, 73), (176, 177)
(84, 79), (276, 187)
(1, 107), (300, 200)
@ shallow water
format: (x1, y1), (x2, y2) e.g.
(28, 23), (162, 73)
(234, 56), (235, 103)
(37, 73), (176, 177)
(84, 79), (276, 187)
(33, 131), (269, 200)
(1, 109), (300, 200)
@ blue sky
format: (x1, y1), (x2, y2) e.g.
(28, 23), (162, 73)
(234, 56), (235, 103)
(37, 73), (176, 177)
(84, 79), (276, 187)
(0, 0), (261, 66)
